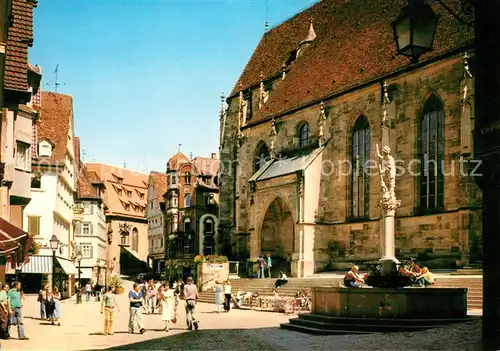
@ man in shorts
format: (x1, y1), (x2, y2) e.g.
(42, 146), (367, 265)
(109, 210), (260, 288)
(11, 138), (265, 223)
(183, 277), (199, 330)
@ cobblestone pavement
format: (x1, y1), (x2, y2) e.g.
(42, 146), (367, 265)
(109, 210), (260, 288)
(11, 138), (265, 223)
(1, 281), (482, 350)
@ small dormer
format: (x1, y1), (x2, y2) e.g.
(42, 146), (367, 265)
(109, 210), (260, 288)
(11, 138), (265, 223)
(38, 139), (54, 158)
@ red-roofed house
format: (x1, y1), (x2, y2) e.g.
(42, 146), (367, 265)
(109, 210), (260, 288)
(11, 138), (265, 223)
(219, 0), (481, 277)
(21, 91), (79, 295)
(85, 163), (149, 275)
(164, 151), (219, 280)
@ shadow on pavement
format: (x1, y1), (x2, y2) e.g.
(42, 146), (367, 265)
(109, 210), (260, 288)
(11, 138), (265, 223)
(92, 328), (284, 351)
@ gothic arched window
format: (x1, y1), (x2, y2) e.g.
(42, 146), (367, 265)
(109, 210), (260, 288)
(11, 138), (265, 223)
(350, 116), (370, 219)
(420, 94), (444, 211)
(297, 122), (310, 147)
(254, 141), (270, 173)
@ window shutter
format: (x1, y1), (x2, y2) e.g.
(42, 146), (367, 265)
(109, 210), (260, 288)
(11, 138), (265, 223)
(90, 205), (94, 215)
(90, 224), (94, 235)
(35, 217), (40, 236)
(76, 223), (82, 235)
(90, 245), (94, 258)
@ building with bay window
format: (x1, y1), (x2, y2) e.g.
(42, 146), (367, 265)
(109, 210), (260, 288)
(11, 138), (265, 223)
(164, 151), (219, 280)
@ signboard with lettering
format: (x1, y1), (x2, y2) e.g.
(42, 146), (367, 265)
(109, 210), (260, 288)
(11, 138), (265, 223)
(208, 263), (224, 269)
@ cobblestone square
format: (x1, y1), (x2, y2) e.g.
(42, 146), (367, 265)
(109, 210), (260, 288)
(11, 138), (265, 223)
(1, 282), (482, 350)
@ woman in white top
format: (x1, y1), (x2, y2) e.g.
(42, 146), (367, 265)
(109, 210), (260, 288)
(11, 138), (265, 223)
(223, 281), (232, 312)
(158, 283), (175, 332)
(274, 272), (288, 288)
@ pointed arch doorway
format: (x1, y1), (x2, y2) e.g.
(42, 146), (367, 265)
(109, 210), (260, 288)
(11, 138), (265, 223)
(260, 197), (295, 275)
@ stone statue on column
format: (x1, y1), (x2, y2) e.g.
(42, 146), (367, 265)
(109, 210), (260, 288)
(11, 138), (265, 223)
(269, 118), (277, 160)
(318, 101), (327, 147)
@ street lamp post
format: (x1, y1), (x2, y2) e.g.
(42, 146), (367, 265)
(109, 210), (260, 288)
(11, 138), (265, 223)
(391, 1), (500, 349)
(76, 251), (82, 304)
(49, 235), (60, 292)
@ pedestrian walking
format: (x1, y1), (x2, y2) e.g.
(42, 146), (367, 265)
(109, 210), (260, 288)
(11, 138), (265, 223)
(48, 288), (61, 326)
(85, 283), (92, 302)
(128, 283), (146, 334)
(0, 284), (10, 339)
(37, 284), (48, 320)
(159, 283), (175, 332)
(101, 287), (119, 335)
(266, 253), (272, 278)
(223, 281), (232, 312)
(147, 282), (157, 314)
(7, 282), (29, 340)
(213, 280), (223, 312)
(183, 277), (199, 331)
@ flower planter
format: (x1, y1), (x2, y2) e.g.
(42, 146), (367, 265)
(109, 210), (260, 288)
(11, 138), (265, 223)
(197, 262), (229, 291)
(114, 287), (124, 295)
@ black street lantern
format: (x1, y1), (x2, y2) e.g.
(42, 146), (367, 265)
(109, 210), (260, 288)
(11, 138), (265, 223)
(392, 0), (438, 63)
(49, 235), (60, 291)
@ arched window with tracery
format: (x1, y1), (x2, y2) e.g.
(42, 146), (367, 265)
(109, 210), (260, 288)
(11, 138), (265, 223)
(254, 141), (270, 172)
(420, 94), (445, 211)
(297, 122), (310, 147)
(350, 116), (370, 219)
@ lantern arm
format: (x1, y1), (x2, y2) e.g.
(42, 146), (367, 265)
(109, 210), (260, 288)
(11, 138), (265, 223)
(431, 0), (474, 26)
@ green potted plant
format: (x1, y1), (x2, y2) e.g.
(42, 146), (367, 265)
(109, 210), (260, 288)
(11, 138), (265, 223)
(106, 276), (124, 294)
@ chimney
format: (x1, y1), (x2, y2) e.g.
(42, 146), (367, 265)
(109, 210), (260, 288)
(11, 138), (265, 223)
(211, 153), (217, 159)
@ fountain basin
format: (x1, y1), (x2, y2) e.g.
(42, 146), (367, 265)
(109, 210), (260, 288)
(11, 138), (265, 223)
(311, 286), (467, 319)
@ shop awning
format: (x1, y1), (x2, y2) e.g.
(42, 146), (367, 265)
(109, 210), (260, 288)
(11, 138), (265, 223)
(6, 255), (52, 274)
(78, 267), (93, 279)
(56, 257), (78, 275)
(0, 217), (33, 269)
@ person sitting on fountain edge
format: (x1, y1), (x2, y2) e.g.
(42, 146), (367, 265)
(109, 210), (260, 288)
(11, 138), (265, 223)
(415, 267), (435, 287)
(344, 266), (365, 288)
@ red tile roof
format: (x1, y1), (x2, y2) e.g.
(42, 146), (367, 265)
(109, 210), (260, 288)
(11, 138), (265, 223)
(35, 91), (73, 164)
(149, 171), (168, 203)
(231, 0), (474, 125)
(167, 152), (190, 171)
(87, 170), (102, 184)
(78, 167), (100, 200)
(192, 157), (219, 177)
(4, 0), (37, 92)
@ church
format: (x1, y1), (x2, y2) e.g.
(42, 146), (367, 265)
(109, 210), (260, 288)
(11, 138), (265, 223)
(218, 0), (481, 277)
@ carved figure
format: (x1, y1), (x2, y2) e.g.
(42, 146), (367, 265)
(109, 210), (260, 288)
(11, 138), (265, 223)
(376, 144), (396, 199)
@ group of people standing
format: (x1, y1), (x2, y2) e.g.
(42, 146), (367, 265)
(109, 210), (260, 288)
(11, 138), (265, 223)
(256, 253), (272, 278)
(0, 282), (29, 340)
(37, 284), (61, 325)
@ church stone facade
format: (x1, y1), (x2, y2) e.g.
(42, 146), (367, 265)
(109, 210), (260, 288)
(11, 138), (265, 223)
(218, 0), (482, 277)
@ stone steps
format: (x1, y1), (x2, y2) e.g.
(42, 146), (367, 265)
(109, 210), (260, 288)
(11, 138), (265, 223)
(280, 313), (479, 335)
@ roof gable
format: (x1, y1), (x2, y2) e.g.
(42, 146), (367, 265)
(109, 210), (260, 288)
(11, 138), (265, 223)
(232, 0), (473, 124)
(35, 91), (73, 164)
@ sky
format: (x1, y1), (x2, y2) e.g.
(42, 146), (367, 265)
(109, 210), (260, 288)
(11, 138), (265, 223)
(30, 0), (319, 173)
